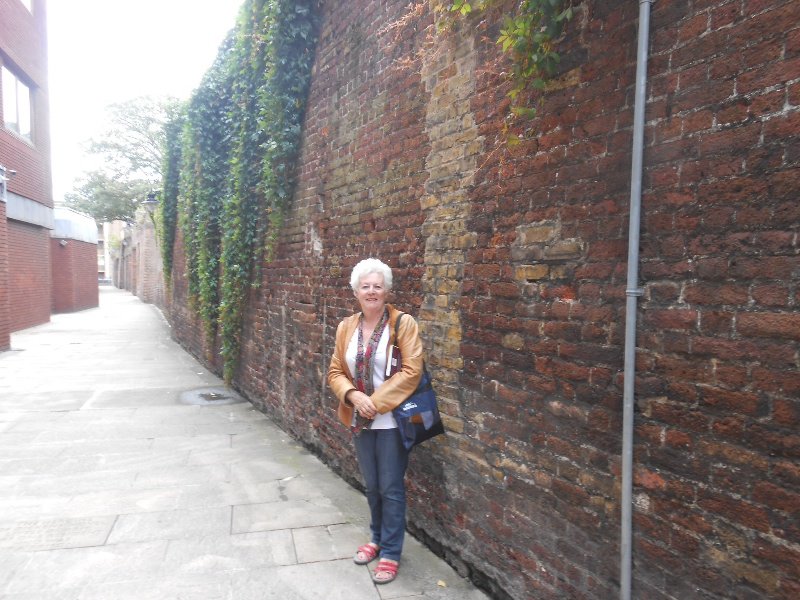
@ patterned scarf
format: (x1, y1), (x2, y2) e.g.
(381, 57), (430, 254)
(354, 309), (389, 397)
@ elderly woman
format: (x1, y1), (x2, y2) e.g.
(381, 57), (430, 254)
(327, 258), (423, 584)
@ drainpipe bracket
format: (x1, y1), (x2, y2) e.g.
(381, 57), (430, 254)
(625, 288), (645, 297)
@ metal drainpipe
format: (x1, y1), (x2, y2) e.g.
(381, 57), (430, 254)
(621, 1), (654, 599)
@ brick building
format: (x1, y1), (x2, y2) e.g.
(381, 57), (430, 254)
(0, 0), (54, 349)
(163, 1), (798, 599)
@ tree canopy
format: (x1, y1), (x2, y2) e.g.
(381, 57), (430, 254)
(64, 96), (183, 222)
(64, 173), (154, 222)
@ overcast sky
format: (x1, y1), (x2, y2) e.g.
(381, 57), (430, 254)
(47, 0), (244, 202)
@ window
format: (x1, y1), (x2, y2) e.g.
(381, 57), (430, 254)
(2, 66), (32, 140)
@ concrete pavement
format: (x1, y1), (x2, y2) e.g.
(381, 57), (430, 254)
(0, 287), (489, 600)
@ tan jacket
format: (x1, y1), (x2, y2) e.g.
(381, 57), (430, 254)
(328, 304), (423, 428)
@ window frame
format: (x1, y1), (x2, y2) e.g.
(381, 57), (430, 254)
(2, 66), (33, 142)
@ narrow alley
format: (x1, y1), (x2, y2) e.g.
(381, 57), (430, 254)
(0, 287), (488, 600)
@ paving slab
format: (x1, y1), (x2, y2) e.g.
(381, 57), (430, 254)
(0, 287), (490, 599)
(292, 522), (365, 563)
(2, 540), (170, 594)
(0, 515), (115, 552)
(107, 506), (232, 544)
(163, 530), (296, 572)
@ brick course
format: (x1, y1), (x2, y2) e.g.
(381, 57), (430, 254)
(165, 1), (800, 598)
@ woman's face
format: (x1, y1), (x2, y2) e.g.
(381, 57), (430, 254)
(354, 272), (388, 314)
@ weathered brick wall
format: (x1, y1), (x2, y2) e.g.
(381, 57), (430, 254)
(116, 210), (165, 306)
(50, 238), (98, 313)
(166, 1), (800, 598)
(135, 220), (165, 307)
(8, 220), (50, 331)
(629, 2), (800, 598)
(167, 227), (219, 369)
(231, 0), (431, 471)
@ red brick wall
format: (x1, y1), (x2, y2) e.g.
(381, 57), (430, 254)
(631, 2), (800, 597)
(0, 0), (49, 84)
(166, 1), (800, 598)
(0, 132), (52, 207)
(167, 228), (218, 368)
(0, 201), (8, 350)
(51, 238), (98, 313)
(8, 219), (49, 331)
(1, 0), (54, 339)
(0, 0), (53, 205)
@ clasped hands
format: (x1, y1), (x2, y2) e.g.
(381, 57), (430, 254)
(348, 390), (377, 420)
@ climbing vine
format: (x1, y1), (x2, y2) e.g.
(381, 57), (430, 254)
(189, 35), (236, 356)
(436, 0), (573, 123)
(159, 0), (320, 381)
(159, 0), (564, 380)
(159, 110), (184, 287)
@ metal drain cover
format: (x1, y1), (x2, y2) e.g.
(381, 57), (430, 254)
(179, 386), (245, 406)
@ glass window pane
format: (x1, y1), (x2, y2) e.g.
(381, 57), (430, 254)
(2, 66), (32, 140)
(18, 81), (31, 138)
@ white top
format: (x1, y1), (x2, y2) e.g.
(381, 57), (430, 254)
(345, 324), (397, 429)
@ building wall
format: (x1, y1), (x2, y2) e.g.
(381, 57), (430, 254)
(1, 0), (54, 338)
(50, 237), (98, 313)
(115, 209), (164, 306)
(0, 0), (52, 205)
(49, 207), (98, 313)
(134, 214), (164, 306)
(0, 200), (8, 349)
(166, 1), (800, 599)
(8, 219), (49, 330)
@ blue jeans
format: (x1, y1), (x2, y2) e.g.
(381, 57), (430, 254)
(354, 428), (410, 561)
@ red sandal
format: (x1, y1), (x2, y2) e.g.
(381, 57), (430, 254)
(372, 558), (399, 584)
(353, 543), (379, 565)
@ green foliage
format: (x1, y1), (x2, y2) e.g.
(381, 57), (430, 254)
(158, 0), (320, 382)
(182, 35), (236, 347)
(436, 0), (573, 119)
(65, 96), (181, 222)
(89, 96), (183, 180)
(65, 172), (152, 222)
(159, 108), (185, 286)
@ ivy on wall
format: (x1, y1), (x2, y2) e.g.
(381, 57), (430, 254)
(159, 0), (320, 381)
(158, 0), (565, 380)
(436, 0), (573, 125)
(159, 111), (183, 287)
(186, 36), (235, 355)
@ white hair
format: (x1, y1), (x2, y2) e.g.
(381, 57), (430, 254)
(350, 258), (393, 291)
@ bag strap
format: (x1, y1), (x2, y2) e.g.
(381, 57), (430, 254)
(393, 312), (429, 377)
(393, 312), (403, 345)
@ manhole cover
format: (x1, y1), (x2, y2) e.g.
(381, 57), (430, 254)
(179, 386), (245, 406)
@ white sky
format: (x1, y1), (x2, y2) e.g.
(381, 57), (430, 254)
(47, 0), (244, 202)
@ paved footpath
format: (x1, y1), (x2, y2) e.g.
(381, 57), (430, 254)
(0, 287), (489, 600)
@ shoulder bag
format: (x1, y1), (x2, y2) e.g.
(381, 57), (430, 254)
(389, 314), (445, 450)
